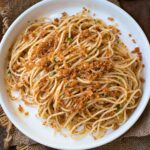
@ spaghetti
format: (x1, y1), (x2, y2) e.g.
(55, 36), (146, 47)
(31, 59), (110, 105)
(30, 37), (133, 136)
(6, 9), (143, 139)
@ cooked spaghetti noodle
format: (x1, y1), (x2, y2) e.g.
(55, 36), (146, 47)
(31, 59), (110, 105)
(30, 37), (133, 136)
(6, 9), (143, 139)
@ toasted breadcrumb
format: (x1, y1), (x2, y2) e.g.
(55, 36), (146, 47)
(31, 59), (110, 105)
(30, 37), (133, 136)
(128, 34), (132, 37)
(132, 47), (142, 61)
(24, 112), (29, 116)
(132, 39), (136, 43)
(18, 105), (24, 113)
(108, 17), (114, 21)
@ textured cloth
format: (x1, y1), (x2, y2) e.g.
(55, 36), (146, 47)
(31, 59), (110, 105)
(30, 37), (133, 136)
(0, 0), (150, 150)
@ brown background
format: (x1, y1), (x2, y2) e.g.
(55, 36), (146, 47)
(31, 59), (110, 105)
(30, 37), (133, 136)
(0, 0), (150, 150)
(120, 0), (150, 40)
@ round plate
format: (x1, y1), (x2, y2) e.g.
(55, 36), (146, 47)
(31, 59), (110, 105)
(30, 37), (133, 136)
(0, 0), (150, 149)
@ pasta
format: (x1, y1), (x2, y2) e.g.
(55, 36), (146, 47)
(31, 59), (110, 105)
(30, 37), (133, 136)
(6, 9), (144, 139)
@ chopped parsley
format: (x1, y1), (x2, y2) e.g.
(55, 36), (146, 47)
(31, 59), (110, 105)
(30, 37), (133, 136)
(116, 105), (122, 112)
(53, 56), (58, 63)
(7, 70), (11, 74)
(49, 71), (56, 77)
(67, 37), (73, 43)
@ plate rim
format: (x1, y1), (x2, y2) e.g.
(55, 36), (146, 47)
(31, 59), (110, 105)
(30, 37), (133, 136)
(0, 0), (150, 149)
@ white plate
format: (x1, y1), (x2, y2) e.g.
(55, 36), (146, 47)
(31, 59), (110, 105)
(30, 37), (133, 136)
(0, 0), (150, 149)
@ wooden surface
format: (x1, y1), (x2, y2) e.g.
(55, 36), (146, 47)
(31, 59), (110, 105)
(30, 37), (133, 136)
(0, 0), (150, 150)
(120, 0), (150, 41)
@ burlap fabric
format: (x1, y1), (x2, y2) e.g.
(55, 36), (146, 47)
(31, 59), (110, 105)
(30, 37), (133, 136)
(0, 0), (150, 150)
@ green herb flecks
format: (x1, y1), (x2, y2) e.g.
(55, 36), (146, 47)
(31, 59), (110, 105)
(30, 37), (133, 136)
(116, 105), (123, 112)
(53, 56), (58, 63)
(49, 71), (56, 77)
(7, 70), (11, 75)
(67, 37), (73, 43)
